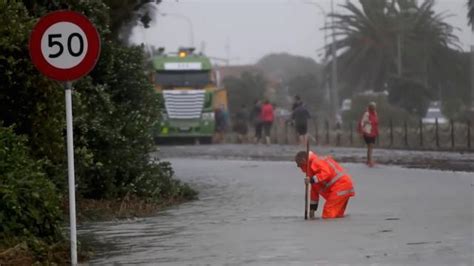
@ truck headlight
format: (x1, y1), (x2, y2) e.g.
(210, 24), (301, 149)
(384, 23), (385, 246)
(201, 112), (214, 120)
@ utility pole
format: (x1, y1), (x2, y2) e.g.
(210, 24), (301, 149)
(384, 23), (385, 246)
(225, 36), (230, 66)
(397, 34), (402, 76)
(471, 20), (474, 114)
(471, 41), (474, 114)
(330, 0), (339, 122)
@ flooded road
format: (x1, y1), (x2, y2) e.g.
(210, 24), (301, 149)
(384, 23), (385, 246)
(81, 158), (473, 265)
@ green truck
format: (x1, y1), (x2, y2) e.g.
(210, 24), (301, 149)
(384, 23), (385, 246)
(151, 48), (228, 143)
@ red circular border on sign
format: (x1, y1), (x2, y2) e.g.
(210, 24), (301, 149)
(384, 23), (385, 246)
(29, 10), (101, 81)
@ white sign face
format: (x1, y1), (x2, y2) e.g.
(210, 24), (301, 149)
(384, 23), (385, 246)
(40, 22), (88, 69)
(164, 62), (202, 70)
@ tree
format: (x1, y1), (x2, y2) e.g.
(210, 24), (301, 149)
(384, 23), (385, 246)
(1, 0), (195, 200)
(328, 0), (397, 92)
(0, 0), (196, 262)
(22, 0), (162, 42)
(103, 0), (162, 42)
(328, 0), (461, 114)
(0, 125), (63, 246)
(1, 0), (67, 188)
(287, 74), (325, 114)
(329, 0), (458, 88)
(223, 72), (267, 114)
(257, 53), (323, 82)
(256, 53), (324, 109)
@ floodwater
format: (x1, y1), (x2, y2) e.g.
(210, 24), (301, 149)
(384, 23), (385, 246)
(81, 158), (473, 265)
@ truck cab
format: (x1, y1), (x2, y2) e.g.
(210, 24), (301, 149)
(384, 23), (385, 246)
(151, 48), (227, 143)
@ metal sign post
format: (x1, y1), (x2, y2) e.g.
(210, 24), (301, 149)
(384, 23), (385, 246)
(64, 81), (77, 264)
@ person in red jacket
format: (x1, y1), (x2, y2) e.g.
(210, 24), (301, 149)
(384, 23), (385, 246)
(260, 100), (274, 145)
(295, 150), (355, 219)
(358, 102), (379, 167)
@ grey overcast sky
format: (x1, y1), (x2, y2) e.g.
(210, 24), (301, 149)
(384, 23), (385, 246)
(131, 0), (473, 65)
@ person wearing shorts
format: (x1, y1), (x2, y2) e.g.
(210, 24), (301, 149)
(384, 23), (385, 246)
(363, 135), (376, 145)
(292, 103), (311, 146)
(358, 102), (379, 167)
(233, 104), (249, 143)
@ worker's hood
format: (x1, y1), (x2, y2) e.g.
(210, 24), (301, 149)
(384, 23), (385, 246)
(299, 151), (319, 174)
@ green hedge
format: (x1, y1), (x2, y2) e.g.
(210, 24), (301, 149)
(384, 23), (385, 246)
(0, 2), (197, 260)
(0, 125), (62, 244)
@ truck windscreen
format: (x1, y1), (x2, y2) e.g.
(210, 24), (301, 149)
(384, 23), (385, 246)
(155, 71), (210, 87)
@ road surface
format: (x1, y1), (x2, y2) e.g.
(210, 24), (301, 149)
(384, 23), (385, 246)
(81, 156), (473, 265)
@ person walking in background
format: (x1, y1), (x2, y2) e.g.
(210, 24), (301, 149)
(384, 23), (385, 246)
(213, 106), (226, 143)
(291, 102), (311, 146)
(292, 95), (303, 111)
(250, 99), (262, 144)
(260, 100), (274, 145)
(220, 104), (230, 133)
(358, 102), (379, 167)
(233, 104), (249, 143)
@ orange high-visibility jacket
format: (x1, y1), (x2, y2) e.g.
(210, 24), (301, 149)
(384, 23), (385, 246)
(300, 151), (355, 205)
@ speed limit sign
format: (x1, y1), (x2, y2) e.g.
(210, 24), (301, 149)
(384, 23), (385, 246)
(29, 10), (101, 265)
(29, 10), (100, 81)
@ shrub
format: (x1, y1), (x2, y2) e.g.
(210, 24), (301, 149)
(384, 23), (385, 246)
(123, 160), (198, 202)
(71, 42), (161, 199)
(0, 125), (62, 244)
(0, 0), (67, 190)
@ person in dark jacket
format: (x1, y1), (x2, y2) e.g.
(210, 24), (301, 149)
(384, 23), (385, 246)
(250, 99), (262, 144)
(233, 104), (249, 143)
(214, 106), (226, 143)
(292, 103), (311, 146)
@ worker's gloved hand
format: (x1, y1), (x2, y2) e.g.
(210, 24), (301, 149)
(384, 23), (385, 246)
(304, 176), (317, 185)
(310, 203), (318, 211)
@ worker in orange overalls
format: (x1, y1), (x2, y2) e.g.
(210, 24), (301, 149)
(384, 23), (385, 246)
(295, 151), (355, 219)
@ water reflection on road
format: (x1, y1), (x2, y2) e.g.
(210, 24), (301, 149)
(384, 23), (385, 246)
(80, 159), (473, 265)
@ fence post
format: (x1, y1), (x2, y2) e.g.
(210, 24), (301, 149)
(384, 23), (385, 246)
(450, 119), (454, 148)
(390, 118), (393, 147)
(419, 118), (423, 147)
(335, 122), (341, 146)
(467, 120), (471, 149)
(325, 120), (329, 145)
(350, 121), (353, 145)
(273, 120), (278, 144)
(468, 120), (471, 149)
(404, 120), (408, 147)
(313, 118), (319, 145)
(435, 118), (439, 148)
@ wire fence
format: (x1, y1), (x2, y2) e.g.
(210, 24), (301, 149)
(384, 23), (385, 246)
(243, 117), (474, 151)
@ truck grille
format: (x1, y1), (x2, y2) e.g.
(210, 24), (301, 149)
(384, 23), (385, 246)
(163, 90), (205, 119)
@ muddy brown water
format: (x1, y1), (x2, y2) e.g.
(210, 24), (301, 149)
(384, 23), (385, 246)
(80, 159), (473, 265)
